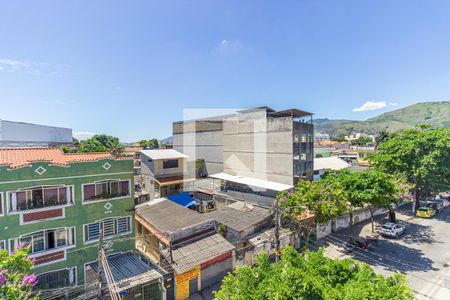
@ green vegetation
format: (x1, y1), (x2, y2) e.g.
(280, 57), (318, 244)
(138, 138), (159, 149)
(350, 136), (373, 146)
(78, 134), (124, 157)
(214, 246), (414, 300)
(370, 125), (450, 211)
(0, 246), (38, 299)
(315, 101), (450, 137)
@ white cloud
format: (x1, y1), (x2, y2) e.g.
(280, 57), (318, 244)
(218, 39), (242, 52)
(73, 131), (97, 141)
(352, 101), (398, 112)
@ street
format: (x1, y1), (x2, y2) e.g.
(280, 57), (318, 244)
(319, 204), (450, 300)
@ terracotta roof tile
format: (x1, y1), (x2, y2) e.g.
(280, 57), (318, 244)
(0, 148), (113, 169)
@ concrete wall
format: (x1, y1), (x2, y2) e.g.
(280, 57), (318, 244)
(0, 120), (72, 147)
(223, 112), (294, 185)
(173, 120), (224, 176)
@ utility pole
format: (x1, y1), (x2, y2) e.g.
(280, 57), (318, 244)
(274, 197), (280, 262)
(97, 222), (105, 300)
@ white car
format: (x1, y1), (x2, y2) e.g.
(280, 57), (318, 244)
(380, 222), (405, 238)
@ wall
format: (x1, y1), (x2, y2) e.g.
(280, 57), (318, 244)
(223, 112), (294, 185)
(173, 120), (224, 176)
(0, 120), (72, 147)
(0, 158), (135, 285)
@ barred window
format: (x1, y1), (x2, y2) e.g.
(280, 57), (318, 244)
(84, 216), (131, 242)
(35, 267), (76, 289)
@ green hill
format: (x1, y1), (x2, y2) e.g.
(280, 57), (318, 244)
(315, 101), (450, 137)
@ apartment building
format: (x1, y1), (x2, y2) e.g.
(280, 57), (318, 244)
(0, 148), (135, 293)
(173, 107), (314, 185)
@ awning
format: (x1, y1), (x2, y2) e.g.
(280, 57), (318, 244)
(168, 192), (197, 208)
(154, 176), (196, 186)
(209, 172), (293, 192)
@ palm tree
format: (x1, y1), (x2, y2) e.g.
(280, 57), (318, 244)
(108, 140), (124, 158)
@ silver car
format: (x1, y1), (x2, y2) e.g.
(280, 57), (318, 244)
(380, 222), (405, 238)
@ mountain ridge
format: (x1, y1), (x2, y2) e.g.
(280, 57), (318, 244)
(314, 101), (450, 137)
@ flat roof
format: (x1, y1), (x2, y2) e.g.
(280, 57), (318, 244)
(140, 149), (188, 160)
(313, 156), (351, 171)
(209, 172), (293, 192)
(269, 108), (313, 118)
(206, 206), (271, 232)
(162, 233), (235, 274)
(135, 198), (212, 235)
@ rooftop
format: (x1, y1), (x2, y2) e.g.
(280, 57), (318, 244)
(135, 198), (212, 234)
(313, 156), (351, 171)
(140, 149), (188, 160)
(162, 233), (235, 274)
(89, 252), (163, 290)
(206, 205), (271, 232)
(0, 148), (115, 169)
(209, 172), (293, 192)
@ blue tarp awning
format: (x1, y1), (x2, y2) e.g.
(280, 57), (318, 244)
(168, 192), (197, 208)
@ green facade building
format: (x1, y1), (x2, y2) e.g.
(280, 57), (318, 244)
(0, 148), (135, 293)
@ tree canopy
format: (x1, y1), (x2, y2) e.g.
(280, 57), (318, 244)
(78, 134), (124, 157)
(138, 139), (159, 149)
(214, 246), (414, 300)
(0, 246), (38, 299)
(370, 125), (450, 209)
(350, 136), (373, 146)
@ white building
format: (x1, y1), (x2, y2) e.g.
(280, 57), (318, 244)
(0, 119), (72, 147)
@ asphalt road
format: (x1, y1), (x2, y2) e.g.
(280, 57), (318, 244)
(320, 204), (450, 300)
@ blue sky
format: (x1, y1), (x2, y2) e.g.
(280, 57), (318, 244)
(1, 1), (450, 142)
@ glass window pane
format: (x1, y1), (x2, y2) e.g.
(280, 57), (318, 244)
(32, 233), (45, 253)
(32, 189), (44, 208)
(96, 182), (108, 197)
(83, 184), (95, 201)
(56, 230), (67, 247)
(44, 188), (58, 205)
(16, 191), (28, 211)
(120, 181), (129, 196)
(20, 235), (32, 249)
(58, 187), (67, 204)
(110, 181), (119, 196)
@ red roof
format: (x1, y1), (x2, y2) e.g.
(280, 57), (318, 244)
(0, 148), (113, 169)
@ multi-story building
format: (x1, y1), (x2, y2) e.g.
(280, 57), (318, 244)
(0, 119), (72, 148)
(0, 148), (135, 293)
(173, 107), (314, 185)
(140, 149), (195, 199)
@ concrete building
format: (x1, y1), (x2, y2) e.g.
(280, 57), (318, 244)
(173, 107), (314, 185)
(140, 149), (195, 199)
(0, 119), (72, 147)
(313, 156), (351, 180)
(135, 199), (235, 300)
(314, 132), (330, 142)
(0, 148), (135, 295)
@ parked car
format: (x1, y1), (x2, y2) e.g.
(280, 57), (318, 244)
(435, 199), (450, 208)
(426, 202), (442, 212)
(380, 222), (405, 238)
(416, 207), (436, 218)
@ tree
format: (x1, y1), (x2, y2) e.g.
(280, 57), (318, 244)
(370, 125), (450, 212)
(138, 139), (159, 149)
(350, 136), (373, 146)
(331, 137), (347, 142)
(78, 134), (124, 157)
(375, 130), (389, 148)
(278, 180), (346, 248)
(321, 170), (368, 243)
(214, 246), (414, 300)
(0, 246), (39, 299)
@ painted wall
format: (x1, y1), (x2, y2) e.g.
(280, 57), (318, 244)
(0, 158), (135, 285)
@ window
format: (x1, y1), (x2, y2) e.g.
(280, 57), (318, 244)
(84, 216), (131, 242)
(0, 240), (5, 250)
(8, 186), (73, 213)
(10, 227), (75, 254)
(0, 193), (3, 215)
(83, 180), (130, 202)
(35, 267), (76, 289)
(163, 159), (178, 169)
